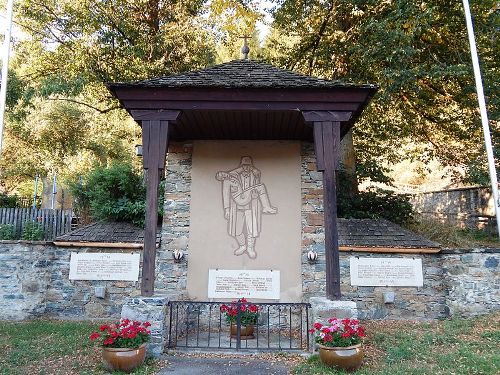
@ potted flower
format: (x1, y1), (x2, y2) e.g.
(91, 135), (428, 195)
(220, 298), (259, 339)
(89, 318), (151, 373)
(309, 317), (366, 371)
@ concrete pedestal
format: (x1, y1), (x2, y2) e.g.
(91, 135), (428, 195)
(309, 297), (358, 323)
(121, 295), (172, 357)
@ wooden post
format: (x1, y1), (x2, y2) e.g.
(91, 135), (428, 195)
(132, 110), (180, 297)
(313, 120), (342, 300)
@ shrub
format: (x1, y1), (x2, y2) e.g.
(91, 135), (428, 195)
(0, 193), (24, 208)
(0, 224), (15, 240)
(338, 188), (414, 224)
(21, 222), (44, 241)
(69, 163), (163, 227)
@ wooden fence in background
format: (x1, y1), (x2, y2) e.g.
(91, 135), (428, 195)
(0, 208), (74, 240)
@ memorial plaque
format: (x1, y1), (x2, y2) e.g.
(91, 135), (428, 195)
(207, 269), (280, 299)
(350, 257), (423, 287)
(69, 252), (140, 281)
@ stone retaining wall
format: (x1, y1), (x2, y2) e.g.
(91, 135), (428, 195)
(0, 241), (141, 320)
(1, 243), (498, 321)
(411, 186), (496, 230)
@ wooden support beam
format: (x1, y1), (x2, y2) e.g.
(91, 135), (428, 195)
(313, 121), (342, 300)
(137, 111), (180, 297)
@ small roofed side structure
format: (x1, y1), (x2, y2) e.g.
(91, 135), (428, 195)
(107, 59), (378, 299)
(54, 219), (440, 253)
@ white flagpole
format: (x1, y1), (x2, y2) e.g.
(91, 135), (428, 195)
(0, 0), (14, 153)
(462, 0), (500, 238)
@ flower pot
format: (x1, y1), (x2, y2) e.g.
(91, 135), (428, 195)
(102, 343), (146, 373)
(318, 343), (363, 372)
(230, 323), (255, 339)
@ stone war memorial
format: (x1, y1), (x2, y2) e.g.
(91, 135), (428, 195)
(0, 58), (498, 356)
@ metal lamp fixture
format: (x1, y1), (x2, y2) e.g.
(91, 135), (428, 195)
(307, 250), (318, 263)
(172, 249), (184, 263)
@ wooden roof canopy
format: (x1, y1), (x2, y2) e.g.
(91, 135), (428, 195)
(107, 59), (377, 141)
(107, 59), (378, 300)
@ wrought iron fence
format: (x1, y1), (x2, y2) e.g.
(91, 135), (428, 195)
(168, 301), (311, 351)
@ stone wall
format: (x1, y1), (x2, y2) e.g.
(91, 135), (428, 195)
(299, 144), (499, 319)
(442, 249), (499, 316)
(1, 142), (498, 322)
(411, 186), (495, 230)
(0, 241), (141, 320)
(157, 142), (192, 296)
(1, 241), (497, 321)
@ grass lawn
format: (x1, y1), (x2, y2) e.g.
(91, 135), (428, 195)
(0, 320), (164, 375)
(295, 312), (500, 375)
(0, 313), (498, 374)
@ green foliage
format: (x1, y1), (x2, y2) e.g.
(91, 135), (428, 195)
(0, 193), (21, 208)
(267, 0), (499, 185)
(3, 0), (217, 193)
(69, 163), (158, 226)
(0, 224), (16, 240)
(21, 222), (44, 241)
(292, 314), (500, 375)
(0, 320), (162, 374)
(338, 188), (414, 225)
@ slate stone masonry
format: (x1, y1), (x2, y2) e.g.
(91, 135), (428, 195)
(0, 241), (141, 320)
(0, 142), (498, 324)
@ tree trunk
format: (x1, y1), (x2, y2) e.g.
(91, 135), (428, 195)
(339, 129), (358, 198)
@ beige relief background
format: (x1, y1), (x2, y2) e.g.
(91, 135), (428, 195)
(187, 140), (302, 302)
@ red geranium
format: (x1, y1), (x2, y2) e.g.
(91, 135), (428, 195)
(310, 317), (365, 348)
(220, 298), (259, 326)
(89, 319), (151, 349)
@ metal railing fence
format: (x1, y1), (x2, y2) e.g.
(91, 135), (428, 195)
(168, 300), (311, 352)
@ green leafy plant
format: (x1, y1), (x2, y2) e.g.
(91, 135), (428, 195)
(310, 318), (366, 348)
(69, 163), (164, 227)
(21, 222), (44, 241)
(0, 224), (15, 240)
(338, 187), (414, 225)
(0, 193), (20, 208)
(220, 299), (259, 326)
(89, 319), (151, 349)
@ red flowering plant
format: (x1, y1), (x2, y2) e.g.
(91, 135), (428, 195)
(309, 318), (366, 348)
(89, 319), (152, 349)
(220, 298), (259, 326)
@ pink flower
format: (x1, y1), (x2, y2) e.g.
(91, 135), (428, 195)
(89, 332), (100, 341)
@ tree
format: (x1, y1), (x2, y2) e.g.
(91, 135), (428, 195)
(2, 0), (219, 196)
(266, 0), (499, 185)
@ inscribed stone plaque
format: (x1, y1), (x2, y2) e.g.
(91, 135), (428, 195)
(207, 269), (280, 299)
(350, 257), (423, 287)
(69, 252), (140, 281)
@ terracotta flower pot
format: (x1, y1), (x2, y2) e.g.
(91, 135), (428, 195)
(230, 323), (255, 339)
(318, 343), (364, 372)
(102, 343), (146, 373)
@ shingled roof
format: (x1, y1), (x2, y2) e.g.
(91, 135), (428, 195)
(54, 221), (161, 247)
(54, 219), (439, 251)
(111, 59), (376, 90)
(338, 218), (440, 251)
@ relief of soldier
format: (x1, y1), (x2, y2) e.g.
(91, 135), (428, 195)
(215, 156), (278, 259)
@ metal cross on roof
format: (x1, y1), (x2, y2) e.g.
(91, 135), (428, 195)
(240, 35), (251, 59)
